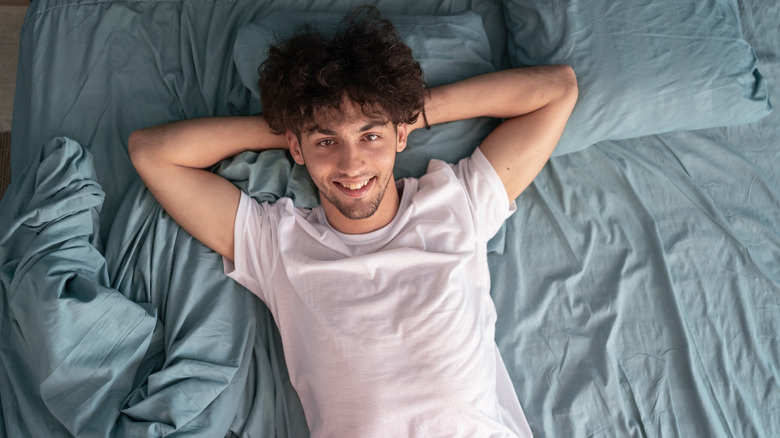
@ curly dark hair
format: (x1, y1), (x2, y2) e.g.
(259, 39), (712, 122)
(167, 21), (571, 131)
(258, 6), (426, 136)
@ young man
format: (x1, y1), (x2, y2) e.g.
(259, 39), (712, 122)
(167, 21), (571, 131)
(129, 6), (577, 437)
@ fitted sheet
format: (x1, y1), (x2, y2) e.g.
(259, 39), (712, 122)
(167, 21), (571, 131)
(491, 1), (780, 434)
(2, 0), (779, 436)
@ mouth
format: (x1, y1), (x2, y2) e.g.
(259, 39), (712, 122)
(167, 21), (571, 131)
(334, 177), (375, 198)
(340, 180), (370, 190)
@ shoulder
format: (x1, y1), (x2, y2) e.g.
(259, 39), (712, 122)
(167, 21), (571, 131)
(419, 149), (502, 193)
(406, 153), (488, 215)
(417, 149), (515, 241)
(235, 192), (313, 230)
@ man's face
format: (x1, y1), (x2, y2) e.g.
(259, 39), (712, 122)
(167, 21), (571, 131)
(287, 104), (409, 234)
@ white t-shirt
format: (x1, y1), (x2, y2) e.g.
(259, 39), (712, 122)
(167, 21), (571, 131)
(225, 149), (531, 437)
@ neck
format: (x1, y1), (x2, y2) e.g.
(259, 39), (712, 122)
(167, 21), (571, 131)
(322, 184), (401, 234)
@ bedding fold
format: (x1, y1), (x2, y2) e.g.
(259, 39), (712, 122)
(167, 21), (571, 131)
(103, 148), (312, 436)
(0, 139), (309, 437)
(0, 137), (156, 437)
(490, 130), (780, 436)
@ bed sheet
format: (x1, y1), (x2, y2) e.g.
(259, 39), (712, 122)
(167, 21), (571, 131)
(1, 0), (779, 437)
(491, 0), (780, 435)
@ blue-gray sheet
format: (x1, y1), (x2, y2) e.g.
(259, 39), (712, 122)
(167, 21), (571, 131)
(2, 0), (779, 437)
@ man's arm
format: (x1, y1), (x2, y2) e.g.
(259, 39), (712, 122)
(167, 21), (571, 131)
(412, 65), (578, 201)
(128, 116), (286, 261)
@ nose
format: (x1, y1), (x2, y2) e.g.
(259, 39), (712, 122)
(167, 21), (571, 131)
(337, 141), (366, 174)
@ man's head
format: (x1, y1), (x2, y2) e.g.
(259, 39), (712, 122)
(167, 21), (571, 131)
(258, 5), (426, 138)
(257, 6), (427, 233)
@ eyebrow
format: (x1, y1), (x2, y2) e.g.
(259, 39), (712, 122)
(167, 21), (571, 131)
(357, 120), (387, 132)
(311, 120), (388, 136)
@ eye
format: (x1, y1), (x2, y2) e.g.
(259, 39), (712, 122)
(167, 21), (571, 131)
(316, 139), (334, 147)
(364, 134), (380, 141)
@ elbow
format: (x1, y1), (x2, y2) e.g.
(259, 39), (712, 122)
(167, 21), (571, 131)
(557, 64), (579, 104)
(127, 128), (156, 172)
(558, 64), (577, 85)
(127, 129), (143, 163)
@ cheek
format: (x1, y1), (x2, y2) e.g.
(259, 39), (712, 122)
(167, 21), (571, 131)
(372, 141), (399, 164)
(380, 154), (396, 171)
(380, 148), (398, 168)
(304, 160), (328, 182)
(300, 154), (337, 187)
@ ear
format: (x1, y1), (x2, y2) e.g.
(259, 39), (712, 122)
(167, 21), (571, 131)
(286, 131), (305, 165)
(396, 123), (409, 153)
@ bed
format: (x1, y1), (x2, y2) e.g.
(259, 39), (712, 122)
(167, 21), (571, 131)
(1, 0), (777, 436)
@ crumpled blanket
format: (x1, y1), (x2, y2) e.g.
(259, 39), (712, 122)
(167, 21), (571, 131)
(0, 137), (308, 437)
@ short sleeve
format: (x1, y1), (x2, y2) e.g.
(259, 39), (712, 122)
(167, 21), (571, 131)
(223, 191), (281, 303)
(452, 148), (517, 243)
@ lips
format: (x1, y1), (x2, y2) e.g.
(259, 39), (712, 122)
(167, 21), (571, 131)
(334, 176), (375, 198)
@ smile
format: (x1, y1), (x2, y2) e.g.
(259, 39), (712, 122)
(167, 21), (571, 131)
(339, 180), (370, 190)
(334, 177), (376, 198)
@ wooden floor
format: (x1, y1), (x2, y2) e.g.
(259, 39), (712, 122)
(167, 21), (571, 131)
(0, 0), (19, 301)
(0, 0), (26, 198)
(1, 132), (9, 199)
(0, 0), (28, 132)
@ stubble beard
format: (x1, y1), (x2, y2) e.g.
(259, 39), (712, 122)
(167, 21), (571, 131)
(322, 172), (392, 220)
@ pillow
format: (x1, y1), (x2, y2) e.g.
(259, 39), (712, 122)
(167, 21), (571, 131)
(504, 0), (772, 156)
(233, 11), (499, 180)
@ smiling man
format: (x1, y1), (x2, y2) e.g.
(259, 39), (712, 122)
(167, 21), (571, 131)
(288, 102), (403, 233)
(129, 6), (576, 437)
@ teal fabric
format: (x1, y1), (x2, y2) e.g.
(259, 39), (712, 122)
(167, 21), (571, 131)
(104, 149), (311, 437)
(0, 137), (154, 436)
(504, 0), (773, 155)
(2, 0), (779, 436)
(491, 1), (780, 435)
(0, 139), (308, 436)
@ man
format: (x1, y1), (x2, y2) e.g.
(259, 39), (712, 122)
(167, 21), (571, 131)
(129, 6), (577, 437)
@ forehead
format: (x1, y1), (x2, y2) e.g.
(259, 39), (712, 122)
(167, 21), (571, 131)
(305, 103), (391, 136)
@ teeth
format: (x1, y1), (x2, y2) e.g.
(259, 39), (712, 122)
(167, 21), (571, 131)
(339, 180), (369, 190)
